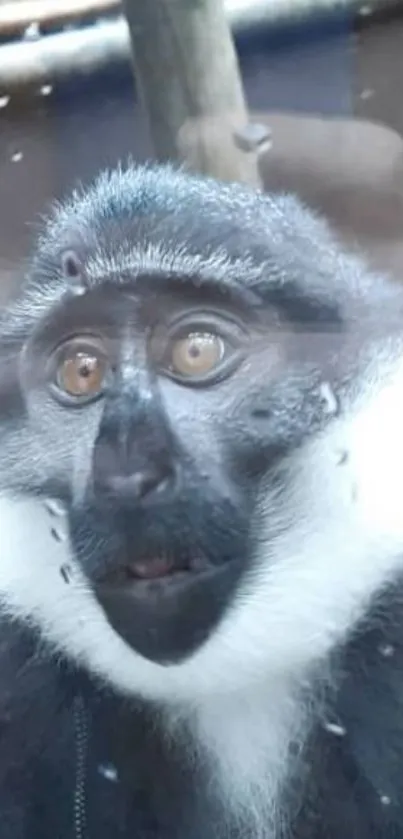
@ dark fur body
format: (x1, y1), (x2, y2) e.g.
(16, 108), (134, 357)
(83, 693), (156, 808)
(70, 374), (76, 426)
(0, 583), (402, 839)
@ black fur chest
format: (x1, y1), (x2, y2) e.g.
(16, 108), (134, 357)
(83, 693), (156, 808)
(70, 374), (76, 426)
(3, 606), (403, 839)
(0, 652), (232, 839)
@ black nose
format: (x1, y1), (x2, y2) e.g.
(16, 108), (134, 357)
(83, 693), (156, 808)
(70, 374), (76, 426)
(92, 434), (177, 506)
(93, 388), (178, 507)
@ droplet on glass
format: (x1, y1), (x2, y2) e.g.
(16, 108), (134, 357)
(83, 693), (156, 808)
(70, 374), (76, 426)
(23, 22), (40, 40)
(98, 763), (118, 782)
(39, 84), (53, 97)
(44, 498), (66, 517)
(60, 564), (73, 584)
(51, 527), (66, 543)
(378, 642), (395, 658)
(0, 96), (10, 109)
(319, 382), (339, 417)
(11, 151), (23, 163)
(323, 721), (346, 737)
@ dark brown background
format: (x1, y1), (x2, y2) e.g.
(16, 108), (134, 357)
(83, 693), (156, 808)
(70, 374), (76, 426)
(1, 9), (403, 299)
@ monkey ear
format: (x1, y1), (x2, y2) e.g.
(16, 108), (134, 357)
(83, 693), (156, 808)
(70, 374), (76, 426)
(60, 249), (87, 294)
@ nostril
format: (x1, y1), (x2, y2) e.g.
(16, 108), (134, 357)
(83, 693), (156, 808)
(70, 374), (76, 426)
(92, 436), (178, 504)
(137, 471), (165, 499)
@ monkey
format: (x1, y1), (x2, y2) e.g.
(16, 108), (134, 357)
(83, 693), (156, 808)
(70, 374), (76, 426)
(0, 162), (402, 839)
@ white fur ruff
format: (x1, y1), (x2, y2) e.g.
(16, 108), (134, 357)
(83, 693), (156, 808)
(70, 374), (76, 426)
(1, 347), (403, 834)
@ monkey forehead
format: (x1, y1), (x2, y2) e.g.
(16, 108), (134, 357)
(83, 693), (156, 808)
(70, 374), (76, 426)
(43, 162), (297, 249)
(36, 163), (359, 300)
(6, 163), (402, 348)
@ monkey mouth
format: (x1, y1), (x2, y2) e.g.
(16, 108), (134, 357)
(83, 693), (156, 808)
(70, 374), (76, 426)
(97, 551), (214, 588)
(93, 548), (233, 664)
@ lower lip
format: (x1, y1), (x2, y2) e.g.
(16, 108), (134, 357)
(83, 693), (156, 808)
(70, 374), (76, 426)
(93, 560), (235, 664)
(108, 571), (186, 589)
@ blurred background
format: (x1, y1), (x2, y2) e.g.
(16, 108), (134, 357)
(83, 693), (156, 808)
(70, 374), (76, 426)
(0, 0), (403, 299)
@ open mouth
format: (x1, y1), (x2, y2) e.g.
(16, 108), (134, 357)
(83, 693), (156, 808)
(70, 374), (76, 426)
(97, 552), (214, 591)
(92, 546), (240, 663)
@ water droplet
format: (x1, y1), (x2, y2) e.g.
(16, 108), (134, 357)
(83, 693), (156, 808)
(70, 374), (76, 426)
(378, 643), (394, 657)
(60, 564), (72, 584)
(380, 794), (391, 806)
(71, 285), (86, 297)
(324, 721), (346, 737)
(98, 763), (118, 782)
(0, 96), (10, 109)
(11, 151), (23, 163)
(51, 527), (66, 543)
(39, 84), (53, 97)
(319, 382), (339, 417)
(44, 499), (66, 517)
(337, 450), (349, 466)
(23, 22), (40, 40)
(360, 88), (374, 100)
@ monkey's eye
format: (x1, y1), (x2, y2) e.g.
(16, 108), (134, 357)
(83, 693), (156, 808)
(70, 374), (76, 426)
(169, 332), (225, 378)
(57, 352), (105, 396)
(150, 314), (246, 386)
(50, 339), (109, 404)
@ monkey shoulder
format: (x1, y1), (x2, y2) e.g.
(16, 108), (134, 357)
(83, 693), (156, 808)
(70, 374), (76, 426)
(0, 620), (215, 839)
(2, 603), (403, 838)
(296, 586), (403, 837)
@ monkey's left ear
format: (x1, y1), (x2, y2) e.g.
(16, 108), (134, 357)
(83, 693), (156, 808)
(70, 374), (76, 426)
(60, 249), (87, 295)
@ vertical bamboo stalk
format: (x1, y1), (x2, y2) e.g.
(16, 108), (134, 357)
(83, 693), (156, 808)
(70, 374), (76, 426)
(123, 0), (262, 187)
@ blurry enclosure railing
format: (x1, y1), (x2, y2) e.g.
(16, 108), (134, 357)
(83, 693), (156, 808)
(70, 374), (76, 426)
(0, 0), (402, 87)
(0, 0), (403, 297)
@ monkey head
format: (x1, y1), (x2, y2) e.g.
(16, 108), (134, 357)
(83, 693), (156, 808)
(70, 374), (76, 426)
(0, 164), (402, 703)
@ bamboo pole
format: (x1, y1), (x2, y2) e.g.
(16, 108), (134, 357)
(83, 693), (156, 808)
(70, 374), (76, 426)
(122, 0), (262, 187)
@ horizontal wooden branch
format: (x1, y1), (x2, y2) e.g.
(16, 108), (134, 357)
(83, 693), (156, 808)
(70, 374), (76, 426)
(0, 18), (128, 87)
(0, 0), (400, 38)
(0, 0), (400, 89)
(0, 0), (116, 36)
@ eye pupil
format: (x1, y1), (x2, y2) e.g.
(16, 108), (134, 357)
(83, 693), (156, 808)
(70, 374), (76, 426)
(79, 359), (93, 377)
(188, 342), (202, 358)
(170, 332), (224, 378)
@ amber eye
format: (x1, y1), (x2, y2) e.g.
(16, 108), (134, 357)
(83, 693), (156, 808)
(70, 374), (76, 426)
(55, 349), (107, 398)
(170, 332), (225, 378)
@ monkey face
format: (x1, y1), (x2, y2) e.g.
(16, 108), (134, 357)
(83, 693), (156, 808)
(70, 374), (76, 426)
(1, 165), (403, 700)
(14, 279), (318, 666)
